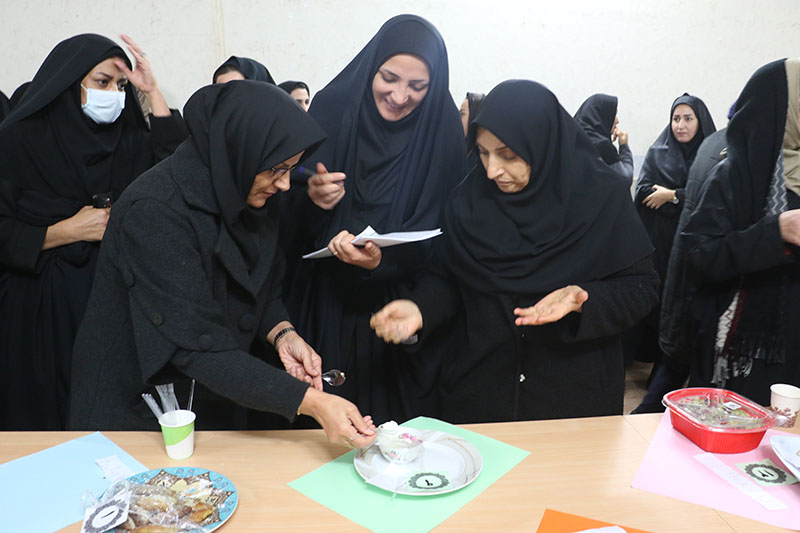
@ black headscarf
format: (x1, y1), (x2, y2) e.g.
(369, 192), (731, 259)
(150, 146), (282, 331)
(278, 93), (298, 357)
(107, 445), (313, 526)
(184, 81), (325, 268)
(0, 91), (9, 123)
(640, 93), (716, 191)
(574, 93), (619, 165)
(307, 14), (466, 239)
(278, 80), (310, 95)
(212, 56), (275, 84)
(722, 60), (790, 228)
(0, 34), (149, 227)
(466, 91), (485, 119)
(9, 82), (30, 108)
(464, 91), (485, 156)
(444, 80), (653, 295)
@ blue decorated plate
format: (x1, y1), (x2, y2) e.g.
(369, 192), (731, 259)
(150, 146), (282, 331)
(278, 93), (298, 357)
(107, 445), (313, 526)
(121, 467), (237, 531)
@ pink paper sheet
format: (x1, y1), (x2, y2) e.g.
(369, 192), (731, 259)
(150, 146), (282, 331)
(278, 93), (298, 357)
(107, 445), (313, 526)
(632, 412), (800, 530)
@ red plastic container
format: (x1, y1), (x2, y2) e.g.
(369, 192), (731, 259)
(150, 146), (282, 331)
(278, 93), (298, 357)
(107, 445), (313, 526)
(662, 388), (776, 453)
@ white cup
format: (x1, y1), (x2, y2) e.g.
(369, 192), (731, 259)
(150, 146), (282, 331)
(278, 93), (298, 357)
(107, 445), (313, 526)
(159, 409), (196, 460)
(769, 384), (800, 428)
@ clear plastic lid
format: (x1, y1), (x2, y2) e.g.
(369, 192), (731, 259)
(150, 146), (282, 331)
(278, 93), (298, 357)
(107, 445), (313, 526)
(663, 388), (775, 431)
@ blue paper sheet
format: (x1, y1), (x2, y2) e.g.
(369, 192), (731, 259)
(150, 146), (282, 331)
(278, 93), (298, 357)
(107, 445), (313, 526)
(0, 432), (147, 533)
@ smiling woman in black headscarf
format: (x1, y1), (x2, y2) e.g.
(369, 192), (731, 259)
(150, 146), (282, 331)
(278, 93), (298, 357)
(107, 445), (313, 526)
(681, 58), (800, 405)
(284, 14), (467, 423)
(371, 80), (657, 423)
(213, 56), (275, 84)
(0, 33), (186, 430)
(574, 93), (634, 183)
(625, 94), (716, 373)
(69, 81), (377, 448)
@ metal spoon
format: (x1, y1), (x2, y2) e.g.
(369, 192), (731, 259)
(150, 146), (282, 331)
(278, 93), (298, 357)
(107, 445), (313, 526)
(321, 369), (346, 387)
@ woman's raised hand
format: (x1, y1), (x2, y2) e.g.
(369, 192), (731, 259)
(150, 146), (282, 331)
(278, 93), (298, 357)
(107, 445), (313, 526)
(370, 299), (423, 344)
(114, 35), (170, 116)
(514, 285), (588, 326)
(308, 162), (347, 209)
(327, 230), (382, 270)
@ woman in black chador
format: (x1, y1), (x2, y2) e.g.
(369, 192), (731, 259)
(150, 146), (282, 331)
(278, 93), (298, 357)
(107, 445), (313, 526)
(573, 93), (634, 183)
(371, 80), (658, 423)
(212, 56), (275, 84)
(625, 94), (715, 375)
(0, 34), (186, 430)
(285, 15), (467, 423)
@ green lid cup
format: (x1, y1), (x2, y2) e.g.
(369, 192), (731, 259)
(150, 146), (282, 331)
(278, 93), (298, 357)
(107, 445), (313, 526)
(159, 409), (196, 460)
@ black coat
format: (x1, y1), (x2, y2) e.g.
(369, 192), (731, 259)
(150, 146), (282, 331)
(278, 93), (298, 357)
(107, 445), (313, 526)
(69, 142), (309, 430)
(682, 181), (800, 404)
(658, 129), (727, 364)
(412, 255), (659, 423)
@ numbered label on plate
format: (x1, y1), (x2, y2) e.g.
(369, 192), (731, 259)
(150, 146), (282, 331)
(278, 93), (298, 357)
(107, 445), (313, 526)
(405, 471), (451, 493)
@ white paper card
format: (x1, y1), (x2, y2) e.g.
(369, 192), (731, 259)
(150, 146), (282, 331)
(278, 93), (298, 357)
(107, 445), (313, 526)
(302, 226), (442, 259)
(95, 455), (135, 483)
(695, 452), (787, 511)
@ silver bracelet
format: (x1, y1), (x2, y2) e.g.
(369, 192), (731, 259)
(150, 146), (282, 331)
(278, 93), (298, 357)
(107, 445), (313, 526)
(273, 326), (296, 347)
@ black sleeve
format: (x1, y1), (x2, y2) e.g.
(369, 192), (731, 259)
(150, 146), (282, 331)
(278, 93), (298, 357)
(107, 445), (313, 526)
(683, 176), (792, 283)
(409, 244), (461, 335)
(556, 255), (660, 343)
(633, 151), (656, 205)
(258, 244), (291, 338)
(634, 150), (682, 218)
(148, 110), (189, 162)
(613, 143), (634, 183)
(0, 177), (47, 272)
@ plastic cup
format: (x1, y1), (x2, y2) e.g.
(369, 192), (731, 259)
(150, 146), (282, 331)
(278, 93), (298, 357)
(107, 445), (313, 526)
(159, 409), (196, 460)
(769, 383), (800, 428)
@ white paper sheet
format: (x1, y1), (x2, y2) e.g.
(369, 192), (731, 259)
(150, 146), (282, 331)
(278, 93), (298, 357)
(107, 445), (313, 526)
(302, 226), (442, 259)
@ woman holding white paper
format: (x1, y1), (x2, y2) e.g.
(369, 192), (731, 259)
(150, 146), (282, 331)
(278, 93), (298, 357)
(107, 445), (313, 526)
(371, 80), (659, 423)
(283, 15), (466, 423)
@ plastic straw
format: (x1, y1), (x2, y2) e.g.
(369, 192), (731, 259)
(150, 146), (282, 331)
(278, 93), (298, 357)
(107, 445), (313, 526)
(187, 379), (196, 412)
(141, 393), (163, 420)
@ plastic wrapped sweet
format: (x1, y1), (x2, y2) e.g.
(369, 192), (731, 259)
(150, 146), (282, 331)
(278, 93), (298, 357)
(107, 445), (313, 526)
(116, 483), (214, 532)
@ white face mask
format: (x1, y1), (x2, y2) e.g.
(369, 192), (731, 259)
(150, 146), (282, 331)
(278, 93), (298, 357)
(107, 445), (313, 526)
(81, 84), (126, 124)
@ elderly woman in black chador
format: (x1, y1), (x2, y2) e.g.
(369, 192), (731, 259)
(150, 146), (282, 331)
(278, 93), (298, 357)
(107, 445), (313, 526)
(371, 80), (658, 423)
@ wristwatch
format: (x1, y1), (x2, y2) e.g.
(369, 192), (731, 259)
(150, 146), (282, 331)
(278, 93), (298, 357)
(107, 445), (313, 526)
(671, 192), (679, 205)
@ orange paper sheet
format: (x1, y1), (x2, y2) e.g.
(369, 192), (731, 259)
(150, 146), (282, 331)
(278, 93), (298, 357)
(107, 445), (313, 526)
(536, 509), (652, 533)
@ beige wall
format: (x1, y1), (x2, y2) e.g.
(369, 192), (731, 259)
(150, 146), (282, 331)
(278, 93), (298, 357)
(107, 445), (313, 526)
(2, 0), (799, 151)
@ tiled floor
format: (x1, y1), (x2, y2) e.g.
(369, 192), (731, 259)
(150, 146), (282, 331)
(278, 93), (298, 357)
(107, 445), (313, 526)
(623, 361), (653, 414)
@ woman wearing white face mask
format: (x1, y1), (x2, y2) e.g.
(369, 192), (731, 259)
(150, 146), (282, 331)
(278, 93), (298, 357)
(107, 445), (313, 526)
(0, 33), (187, 430)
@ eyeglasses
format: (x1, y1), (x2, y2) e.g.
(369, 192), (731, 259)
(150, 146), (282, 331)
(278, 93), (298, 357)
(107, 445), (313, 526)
(269, 164), (298, 177)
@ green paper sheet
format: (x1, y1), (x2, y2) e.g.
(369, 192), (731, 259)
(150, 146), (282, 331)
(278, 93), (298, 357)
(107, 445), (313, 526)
(289, 416), (530, 532)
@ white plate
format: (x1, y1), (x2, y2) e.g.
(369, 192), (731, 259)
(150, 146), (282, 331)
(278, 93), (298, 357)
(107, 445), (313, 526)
(770, 434), (800, 481)
(354, 429), (482, 496)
